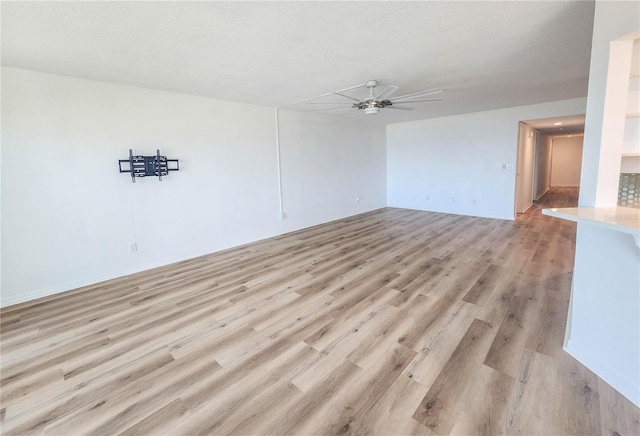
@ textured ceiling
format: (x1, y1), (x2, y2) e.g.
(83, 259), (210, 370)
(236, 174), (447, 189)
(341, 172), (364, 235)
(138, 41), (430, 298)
(1, 1), (595, 123)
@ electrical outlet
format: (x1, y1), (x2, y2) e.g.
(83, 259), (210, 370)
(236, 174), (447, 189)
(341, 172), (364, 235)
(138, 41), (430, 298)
(129, 242), (137, 253)
(355, 197), (360, 203)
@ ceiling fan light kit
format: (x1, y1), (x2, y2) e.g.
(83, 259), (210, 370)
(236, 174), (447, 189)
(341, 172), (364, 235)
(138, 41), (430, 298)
(301, 79), (443, 115)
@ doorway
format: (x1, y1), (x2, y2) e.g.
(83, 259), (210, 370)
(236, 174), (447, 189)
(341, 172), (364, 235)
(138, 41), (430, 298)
(516, 115), (586, 215)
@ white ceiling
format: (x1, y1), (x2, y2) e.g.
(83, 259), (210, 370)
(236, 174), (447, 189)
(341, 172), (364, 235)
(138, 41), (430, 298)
(1, 1), (595, 123)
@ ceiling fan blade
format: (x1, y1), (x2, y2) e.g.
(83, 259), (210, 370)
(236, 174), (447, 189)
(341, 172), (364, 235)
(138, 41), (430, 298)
(391, 98), (444, 104)
(375, 85), (399, 101)
(311, 106), (355, 112)
(332, 91), (361, 102)
(334, 83), (367, 93)
(306, 102), (357, 105)
(280, 82), (367, 108)
(386, 106), (414, 111)
(390, 88), (442, 101)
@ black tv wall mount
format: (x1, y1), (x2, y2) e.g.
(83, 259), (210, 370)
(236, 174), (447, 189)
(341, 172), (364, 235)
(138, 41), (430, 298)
(118, 149), (179, 183)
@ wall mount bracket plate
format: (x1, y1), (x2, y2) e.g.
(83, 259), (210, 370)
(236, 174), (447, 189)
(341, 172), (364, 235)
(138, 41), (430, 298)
(118, 149), (179, 183)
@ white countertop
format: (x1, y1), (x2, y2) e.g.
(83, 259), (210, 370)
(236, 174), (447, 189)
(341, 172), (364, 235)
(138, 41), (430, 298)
(542, 207), (640, 247)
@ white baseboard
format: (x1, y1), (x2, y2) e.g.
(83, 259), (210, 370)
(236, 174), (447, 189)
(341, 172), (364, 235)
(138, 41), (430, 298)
(536, 186), (550, 201)
(0, 246), (220, 308)
(564, 340), (640, 407)
(1, 207), (388, 308)
(517, 201), (533, 214)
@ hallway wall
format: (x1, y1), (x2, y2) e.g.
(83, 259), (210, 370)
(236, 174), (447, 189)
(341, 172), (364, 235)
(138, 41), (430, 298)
(535, 133), (553, 199)
(551, 136), (583, 186)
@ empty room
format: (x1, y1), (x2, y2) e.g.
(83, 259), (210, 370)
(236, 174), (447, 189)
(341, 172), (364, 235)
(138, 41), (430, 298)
(1, 1), (639, 435)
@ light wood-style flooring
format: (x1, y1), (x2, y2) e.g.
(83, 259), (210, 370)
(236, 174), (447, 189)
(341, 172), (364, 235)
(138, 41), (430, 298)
(1, 187), (638, 435)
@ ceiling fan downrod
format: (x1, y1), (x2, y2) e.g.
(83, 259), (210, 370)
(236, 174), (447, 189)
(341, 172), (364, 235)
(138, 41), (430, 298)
(360, 80), (381, 114)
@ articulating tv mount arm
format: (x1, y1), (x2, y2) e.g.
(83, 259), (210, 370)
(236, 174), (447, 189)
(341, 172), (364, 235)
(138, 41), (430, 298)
(118, 149), (179, 183)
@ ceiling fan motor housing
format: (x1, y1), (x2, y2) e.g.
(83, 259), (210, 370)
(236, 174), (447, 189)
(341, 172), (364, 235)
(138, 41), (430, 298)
(355, 99), (392, 113)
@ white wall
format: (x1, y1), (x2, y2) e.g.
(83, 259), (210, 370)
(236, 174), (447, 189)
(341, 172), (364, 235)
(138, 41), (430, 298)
(386, 98), (587, 220)
(278, 110), (386, 230)
(580, 10), (636, 207)
(569, 227), (639, 404)
(0, 67), (386, 306)
(620, 155), (640, 173)
(550, 136), (583, 186)
(622, 75), (639, 155)
(620, 69), (640, 173)
(567, 0), (640, 407)
(535, 133), (553, 199)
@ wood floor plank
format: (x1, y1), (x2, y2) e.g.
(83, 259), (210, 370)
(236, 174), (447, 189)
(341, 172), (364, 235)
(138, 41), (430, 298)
(598, 377), (640, 436)
(387, 257), (443, 293)
(505, 349), (560, 436)
(3, 351), (179, 435)
(249, 360), (363, 436)
(412, 318), (496, 433)
(303, 285), (400, 350)
(156, 343), (315, 434)
(43, 350), (220, 435)
(483, 295), (540, 378)
(449, 364), (514, 436)
(357, 373), (434, 436)
(1, 187), (636, 435)
(0, 367), (63, 406)
(524, 285), (569, 358)
(117, 398), (190, 436)
(291, 303), (400, 392)
(554, 350), (603, 436)
(474, 273), (522, 328)
(315, 344), (417, 435)
(396, 259), (488, 352)
(344, 294), (436, 370)
(198, 378), (303, 436)
(402, 299), (478, 388)
(462, 264), (506, 305)
(178, 340), (314, 416)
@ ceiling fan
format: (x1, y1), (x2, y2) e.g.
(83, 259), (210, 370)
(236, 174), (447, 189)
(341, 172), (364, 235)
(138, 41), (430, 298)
(306, 80), (443, 115)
